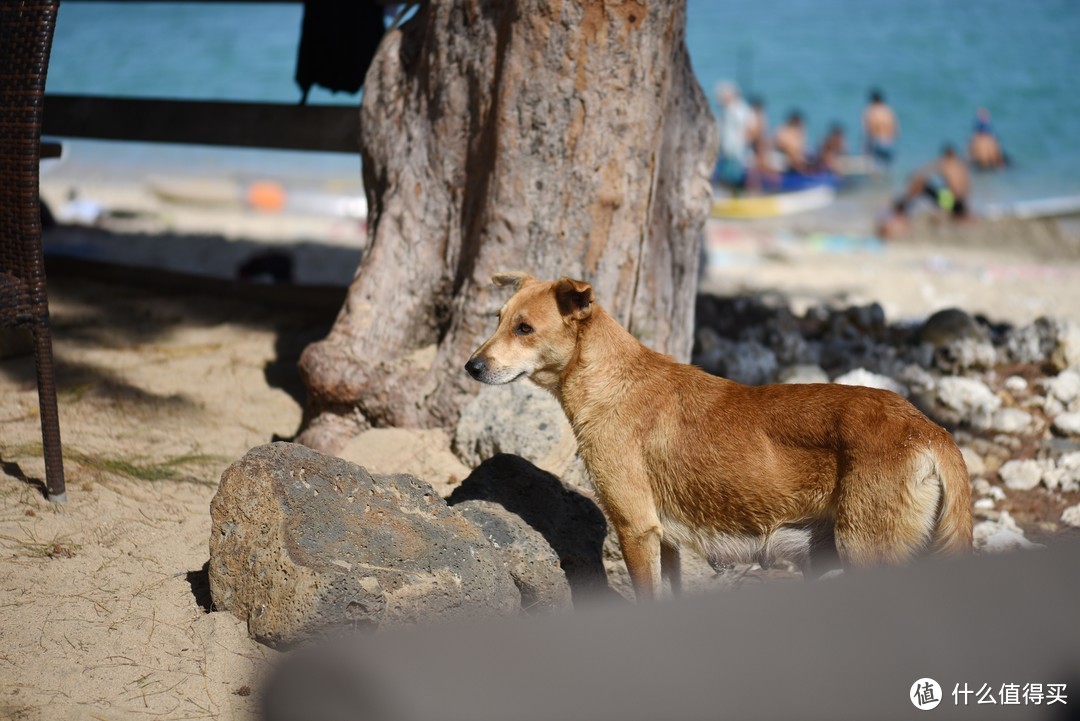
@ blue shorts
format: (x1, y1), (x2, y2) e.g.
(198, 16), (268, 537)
(870, 140), (894, 165)
(711, 157), (746, 188)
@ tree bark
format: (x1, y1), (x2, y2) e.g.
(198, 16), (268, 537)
(297, 0), (718, 452)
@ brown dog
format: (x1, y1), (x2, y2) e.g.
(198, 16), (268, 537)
(465, 273), (973, 599)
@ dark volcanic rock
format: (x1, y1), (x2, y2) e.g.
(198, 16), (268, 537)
(209, 443), (518, 646)
(448, 454), (612, 603)
(455, 500), (572, 614)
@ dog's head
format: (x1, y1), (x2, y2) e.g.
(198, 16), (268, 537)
(465, 272), (593, 390)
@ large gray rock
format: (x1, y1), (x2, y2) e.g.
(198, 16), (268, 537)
(209, 443), (519, 646)
(455, 500), (572, 614)
(453, 382), (578, 477)
(448, 454), (613, 604)
(919, 308), (996, 373)
(918, 308), (986, 346)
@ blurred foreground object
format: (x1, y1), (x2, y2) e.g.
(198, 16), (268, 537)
(264, 543), (1080, 721)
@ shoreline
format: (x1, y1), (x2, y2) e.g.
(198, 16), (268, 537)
(39, 164), (1080, 328)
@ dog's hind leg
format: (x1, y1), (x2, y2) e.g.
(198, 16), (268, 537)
(834, 451), (940, 567)
(660, 539), (682, 597)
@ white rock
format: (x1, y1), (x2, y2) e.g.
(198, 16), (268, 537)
(989, 407), (1035, 435)
(1057, 452), (1080, 479)
(973, 511), (1040, 553)
(960, 447), (986, 477)
(896, 364), (937, 395)
(1061, 504), (1080, 528)
(1052, 412), (1080, 436)
(970, 478), (1005, 500)
(1043, 396), (1066, 416)
(973, 498), (996, 511)
(778, 364), (829, 384)
(1003, 375), (1029, 394)
(998, 459), (1043, 491)
(1052, 319), (1080, 370)
(1041, 465), (1064, 491)
(936, 376), (1001, 424)
(1055, 452), (1080, 492)
(833, 368), (908, 397)
(1041, 369), (1080, 405)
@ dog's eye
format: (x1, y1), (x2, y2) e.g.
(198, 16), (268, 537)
(514, 322), (534, 336)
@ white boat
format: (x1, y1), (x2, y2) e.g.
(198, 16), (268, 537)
(983, 195), (1080, 221)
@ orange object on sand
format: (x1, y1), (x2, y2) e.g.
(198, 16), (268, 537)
(247, 181), (287, 213)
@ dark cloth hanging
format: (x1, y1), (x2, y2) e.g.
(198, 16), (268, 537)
(294, 0), (387, 105)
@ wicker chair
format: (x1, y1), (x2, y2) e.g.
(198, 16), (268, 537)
(1, 0), (66, 503)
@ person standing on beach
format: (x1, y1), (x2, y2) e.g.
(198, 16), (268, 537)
(863, 89), (899, 167)
(713, 82), (754, 187)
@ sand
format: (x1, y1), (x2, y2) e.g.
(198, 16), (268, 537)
(3, 184), (1080, 719)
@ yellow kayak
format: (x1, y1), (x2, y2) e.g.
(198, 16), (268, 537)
(711, 186), (835, 219)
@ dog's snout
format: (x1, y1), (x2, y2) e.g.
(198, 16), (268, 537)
(465, 357), (486, 380)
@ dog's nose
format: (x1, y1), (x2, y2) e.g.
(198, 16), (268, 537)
(465, 357), (486, 380)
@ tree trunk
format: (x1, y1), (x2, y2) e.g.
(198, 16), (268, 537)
(297, 0), (718, 452)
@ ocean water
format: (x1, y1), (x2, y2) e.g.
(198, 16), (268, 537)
(45, 0), (1080, 204)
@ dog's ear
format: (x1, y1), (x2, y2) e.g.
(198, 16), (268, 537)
(491, 271), (531, 291)
(555, 277), (594, 321)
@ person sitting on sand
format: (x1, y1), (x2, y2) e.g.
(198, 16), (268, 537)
(863, 88), (898, 167)
(774, 110), (810, 174)
(879, 144), (970, 238)
(968, 107), (1007, 170)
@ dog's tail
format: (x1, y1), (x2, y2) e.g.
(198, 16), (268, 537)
(929, 441), (974, 555)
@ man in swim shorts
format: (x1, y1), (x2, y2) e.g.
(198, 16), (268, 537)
(892, 144), (971, 219)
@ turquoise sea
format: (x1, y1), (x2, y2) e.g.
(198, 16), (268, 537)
(46, 0), (1080, 205)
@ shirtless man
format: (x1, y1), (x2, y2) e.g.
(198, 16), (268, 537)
(774, 110), (809, 173)
(863, 89), (898, 166)
(818, 123), (847, 173)
(968, 108), (1006, 170)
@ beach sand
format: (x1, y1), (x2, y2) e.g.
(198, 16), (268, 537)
(3, 175), (1080, 719)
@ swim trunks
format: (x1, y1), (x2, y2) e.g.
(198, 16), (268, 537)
(922, 181), (966, 217)
(870, 139), (894, 165)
